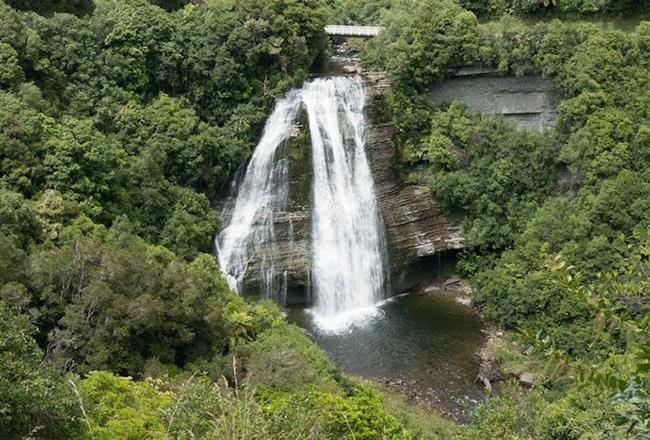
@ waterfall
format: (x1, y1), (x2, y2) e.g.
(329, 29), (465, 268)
(303, 77), (389, 331)
(215, 90), (301, 299)
(216, 76), (389, 332)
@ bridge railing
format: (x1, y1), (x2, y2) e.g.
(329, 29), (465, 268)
(324, 25), (383, 37)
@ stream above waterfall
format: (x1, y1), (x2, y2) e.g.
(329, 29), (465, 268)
(288, 290), (486, 419)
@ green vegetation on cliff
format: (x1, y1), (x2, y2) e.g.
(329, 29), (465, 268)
(331, 0), (649, 23)
(459, 0), (648, 18)
(363, 0), (649, 437)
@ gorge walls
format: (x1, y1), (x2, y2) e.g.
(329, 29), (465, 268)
(218, 66), (561, 303)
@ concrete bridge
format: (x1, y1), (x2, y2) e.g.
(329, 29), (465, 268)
(325, 25), (383, 38)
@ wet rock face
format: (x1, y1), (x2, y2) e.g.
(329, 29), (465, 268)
(430, 66), (560, 132)
(364, 72), (464, 292)
(231, 120), (313, 302)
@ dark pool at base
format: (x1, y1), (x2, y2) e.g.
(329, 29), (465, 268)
(288, 292), (486, 415)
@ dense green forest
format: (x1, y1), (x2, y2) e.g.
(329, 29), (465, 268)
(0, 0), (648, 438)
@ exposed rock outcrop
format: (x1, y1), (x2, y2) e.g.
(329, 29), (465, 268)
(519, 372), (537, 388)
(364, 72), (464, 291)
(221, 122), (313, 303)
(430, 66), (560, 132)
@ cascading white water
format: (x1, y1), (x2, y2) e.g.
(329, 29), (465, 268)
(303, 77), (389, 332)
(216, 76), (389, 332)
(215, 91), (301, 300)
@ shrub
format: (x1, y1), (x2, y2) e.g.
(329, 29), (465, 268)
(243, 324), (338, 392)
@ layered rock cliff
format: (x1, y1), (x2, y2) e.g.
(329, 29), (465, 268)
(363, 72), (464, 291)
(430, 66), (560, 132)
(232, 121), (313, 302)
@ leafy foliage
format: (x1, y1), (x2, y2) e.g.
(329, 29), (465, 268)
(366, 0), (479, 91)
(29, 236), (234, 376)
(261, 384), (410, 439)
(80, 371), (172, 439)
(241, 325), (339, 392)
(328, 0), (393, 24)
(0, 301), (84, 439)
(400, 102), (558, 250)
(461, 0), (646, 17)
(4, 0), (95, 16)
